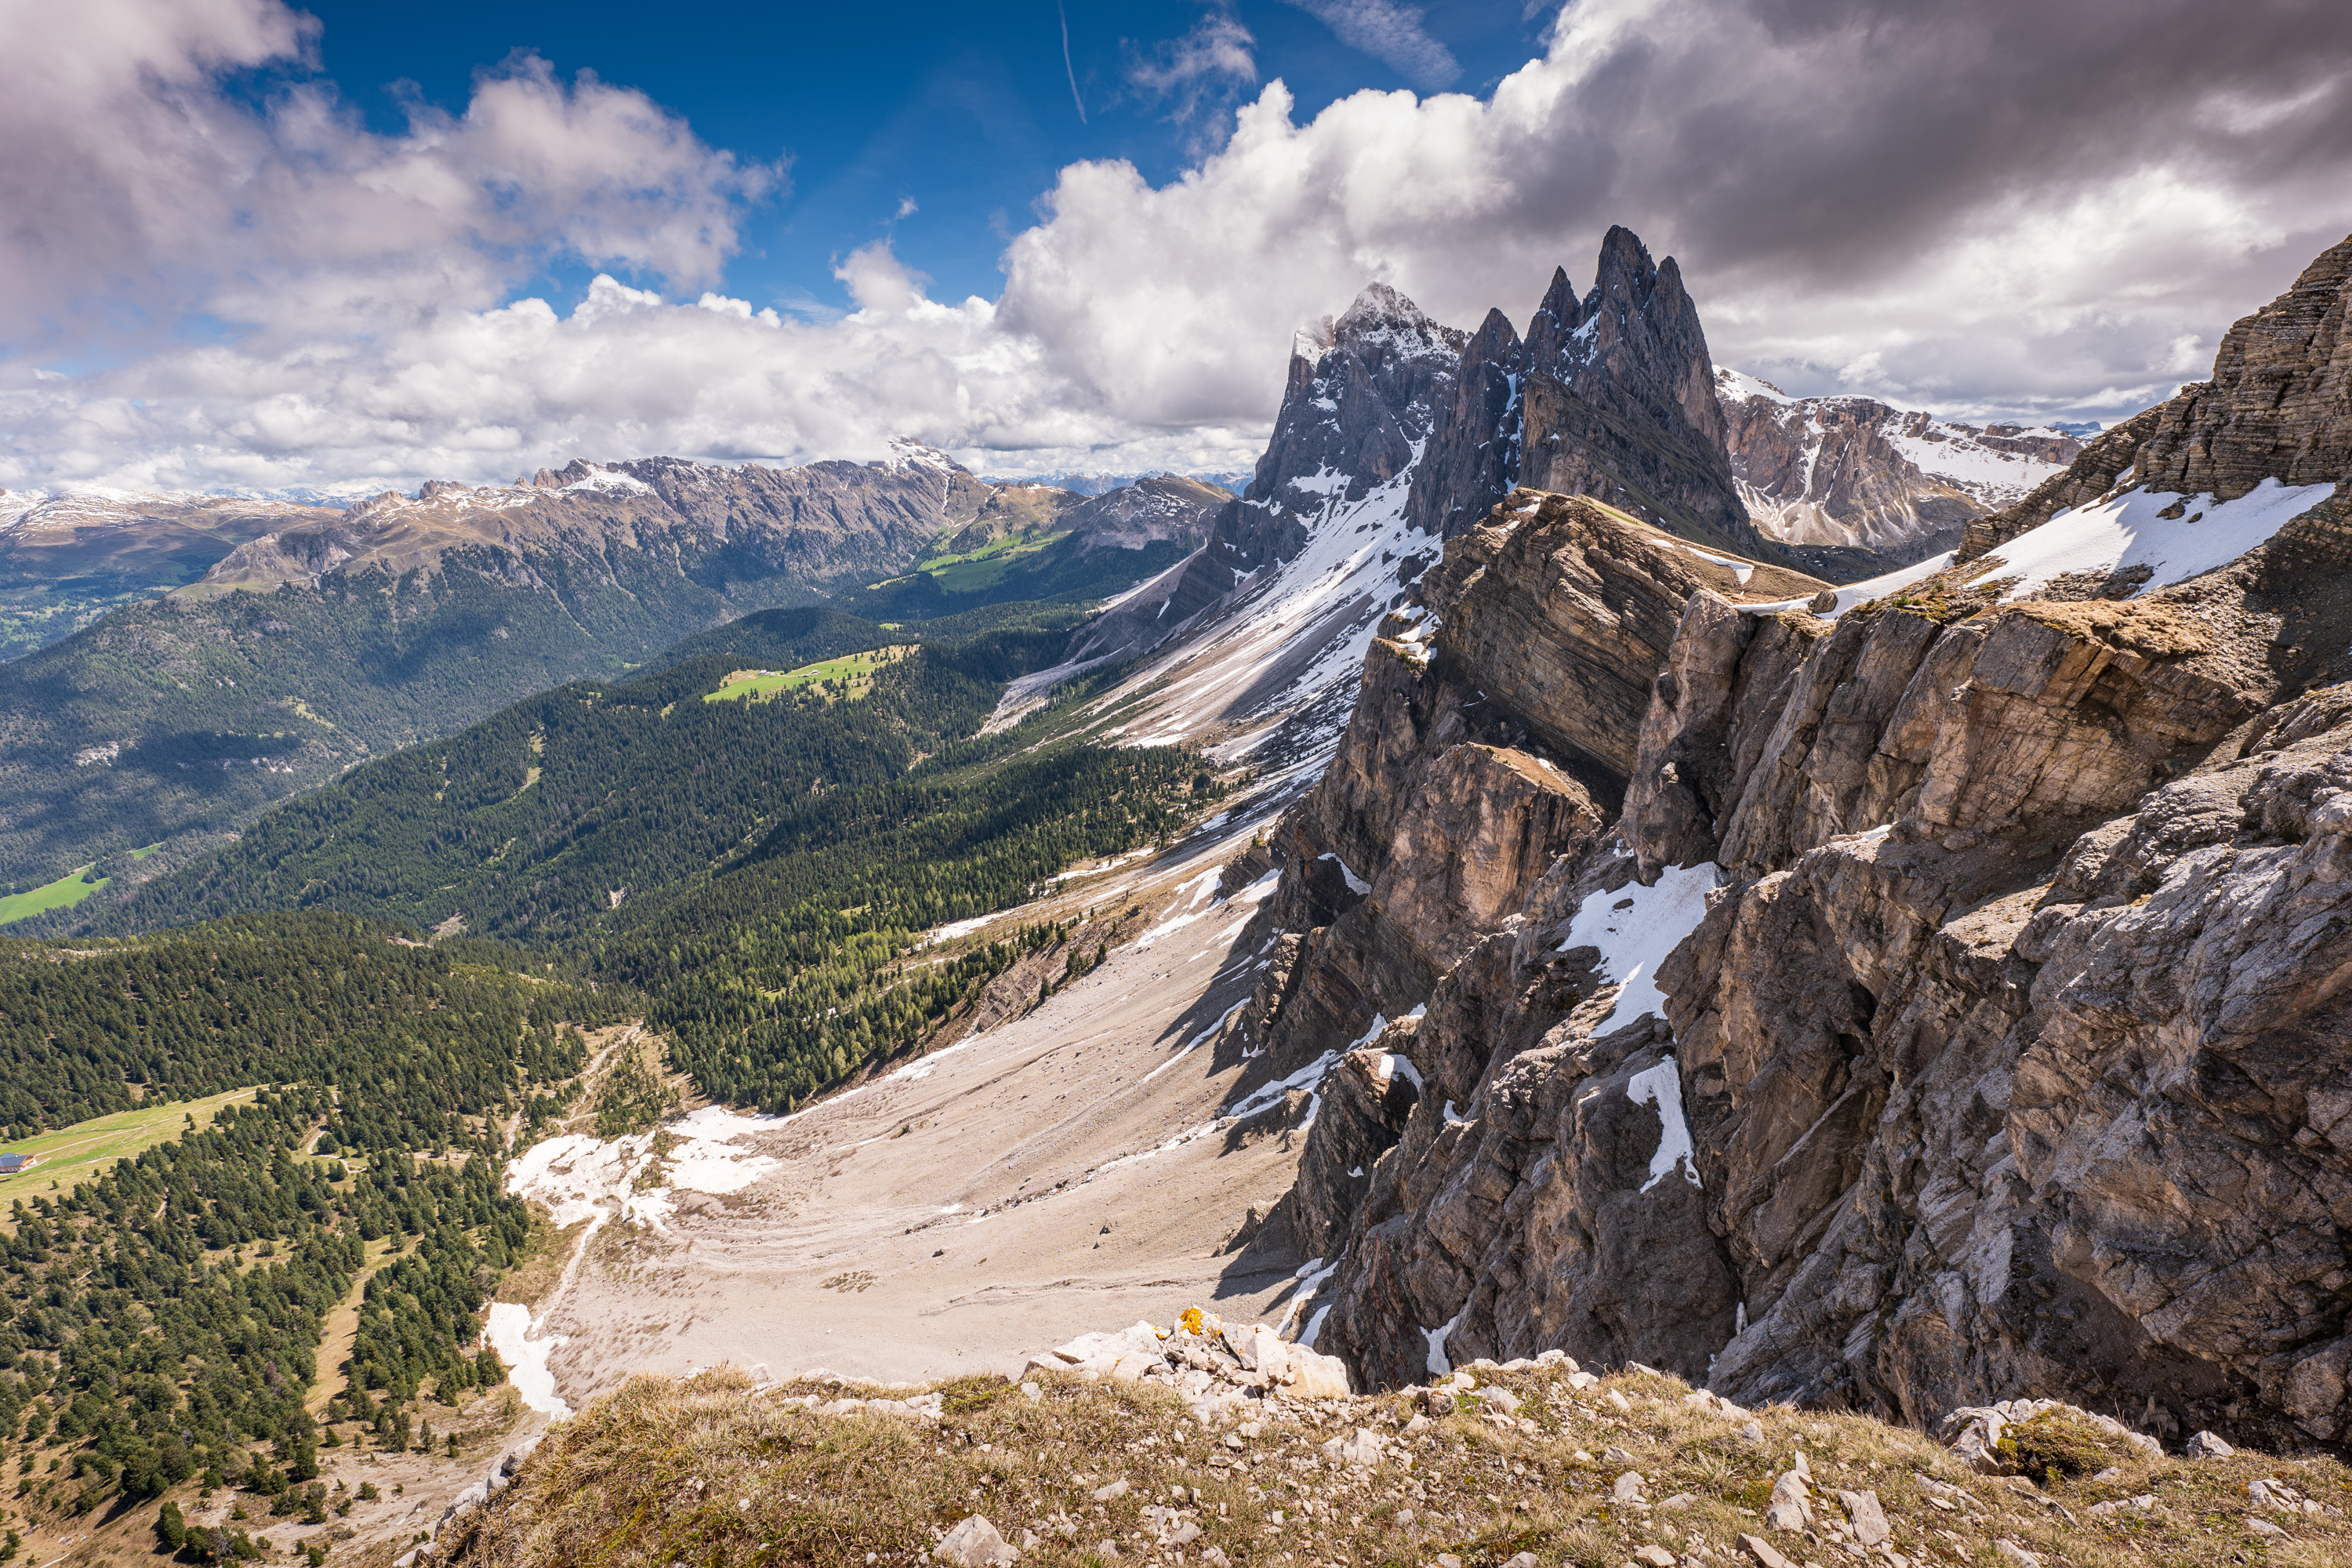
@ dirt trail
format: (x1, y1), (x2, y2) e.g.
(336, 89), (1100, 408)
(306, 1237), (398, 1419)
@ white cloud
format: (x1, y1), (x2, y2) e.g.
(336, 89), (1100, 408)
(1125, 9), (1260, 136)
(4, 0), (2350, 495)
(0, 0), (770, 354)
(1279, 0), (1460, 91)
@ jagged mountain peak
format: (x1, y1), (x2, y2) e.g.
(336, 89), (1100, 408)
(1402, 223), (1759, 557)
(1466, 304), (1523, 361)
(1521, 264), (1582, 370)
(1225, 226), (2352, 1448)
(1587, 222), (1668, 317)
(1331, 281), (1452, 348)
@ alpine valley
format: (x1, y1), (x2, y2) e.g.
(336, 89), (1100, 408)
(4, 224), (2351, 1568)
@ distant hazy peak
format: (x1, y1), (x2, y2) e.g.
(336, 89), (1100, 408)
(1711, 365), (2083, 552)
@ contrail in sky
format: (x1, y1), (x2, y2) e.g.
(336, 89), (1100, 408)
(1059, 2), (1087, 123)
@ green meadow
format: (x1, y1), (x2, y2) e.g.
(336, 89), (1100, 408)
(0, 1087), (260, 1212)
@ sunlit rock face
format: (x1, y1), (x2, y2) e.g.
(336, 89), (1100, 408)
(1229, 233), (2352, 1456)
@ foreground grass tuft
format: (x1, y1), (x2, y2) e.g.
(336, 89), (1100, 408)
(437, 1363), (2352, 1568)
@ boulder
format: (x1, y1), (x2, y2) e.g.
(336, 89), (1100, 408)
(1763, 1471), (1811, 1533)
(1283, 1346), (1354, 1399)
(935, 1515), (1018, 1567)
(1835, 1489), (1889, 1547)
(2184, 1429), (2234, 1460)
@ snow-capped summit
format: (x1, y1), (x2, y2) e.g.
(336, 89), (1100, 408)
(1050, 227), (1774, 775)
(1045, 280), (1468, 757)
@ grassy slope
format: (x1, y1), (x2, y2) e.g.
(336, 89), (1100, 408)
(0, 1086), (256, 1209)
(0, 547), (800, 889)
(706, 647), (916, 704)
(0, 862), (107, 924)
(448, 1361), (2352, 1568)
(834, 533), (1193, 622)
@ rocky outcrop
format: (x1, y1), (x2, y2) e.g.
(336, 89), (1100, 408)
(1230, 232), (2352, 1456)
(1715, 371), (2081, 557)
(1624, 592), (2261, 879)
(1220, 493), (1825, 1338)
(1239, 493), (1823, 1076)
(1420, 494), (1824, 782)
(1022, 1315), (1354, 1407)
(1406, 230), (1767, 562)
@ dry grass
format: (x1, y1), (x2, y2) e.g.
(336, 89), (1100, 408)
(434, 1362), (2352, 1568)
(495, 1213), (593, 1310)
(2002, 597), (2215, 656)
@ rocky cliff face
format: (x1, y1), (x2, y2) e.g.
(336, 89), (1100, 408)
(1061, 230), (1822, 768)
(1181, 282), (1467, 600)
(1715, 371), (2081, 559)
(1052, 284), (1467, 697)
(1406, 228), (1765, 561)
(1223, 233), (2352, 1455)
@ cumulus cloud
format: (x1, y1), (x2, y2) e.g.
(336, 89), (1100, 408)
(0, 0), (771, 354)
(5, 0), (2351, 494)
(1279, 0), (1460, 91)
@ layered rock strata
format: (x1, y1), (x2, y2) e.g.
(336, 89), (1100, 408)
(1714, 372), (2081, 557)
(1227, 235), (2352, 1454)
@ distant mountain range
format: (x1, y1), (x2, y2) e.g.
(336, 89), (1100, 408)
(1713, 367), (2084, 559)
(0, 234), (2081, 898)
(0, 448), (1224, 892)
(988, 469), (1254, 498)
(0, 490), (323, 658)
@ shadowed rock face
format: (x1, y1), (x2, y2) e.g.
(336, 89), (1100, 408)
(1405, 227), (1765, 561)
(1064, 284), (1467, 673)
(1228, 232), (2352, 1454)
(1056, 227), (1857, 755)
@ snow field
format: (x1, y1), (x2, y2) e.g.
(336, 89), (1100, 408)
(1967, 479), (2335, 600)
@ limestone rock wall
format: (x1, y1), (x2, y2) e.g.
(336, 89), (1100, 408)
(1228, 242), (2352, 1454)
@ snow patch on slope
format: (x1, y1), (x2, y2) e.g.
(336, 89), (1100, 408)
(1561, 862), (1724, 1035)
(1968, 480), (2336, 600)
(1743, 550), (1955, 619)
(1558, 862), (1723, 1199)
(1626, 1055), (1701, 1192)
(484, 1301), (568, 1417)
(1104, 466), (1430, 766)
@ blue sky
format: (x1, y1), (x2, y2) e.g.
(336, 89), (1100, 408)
(4, 0), (2349, 492)
(295, 1), (1560, 320)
